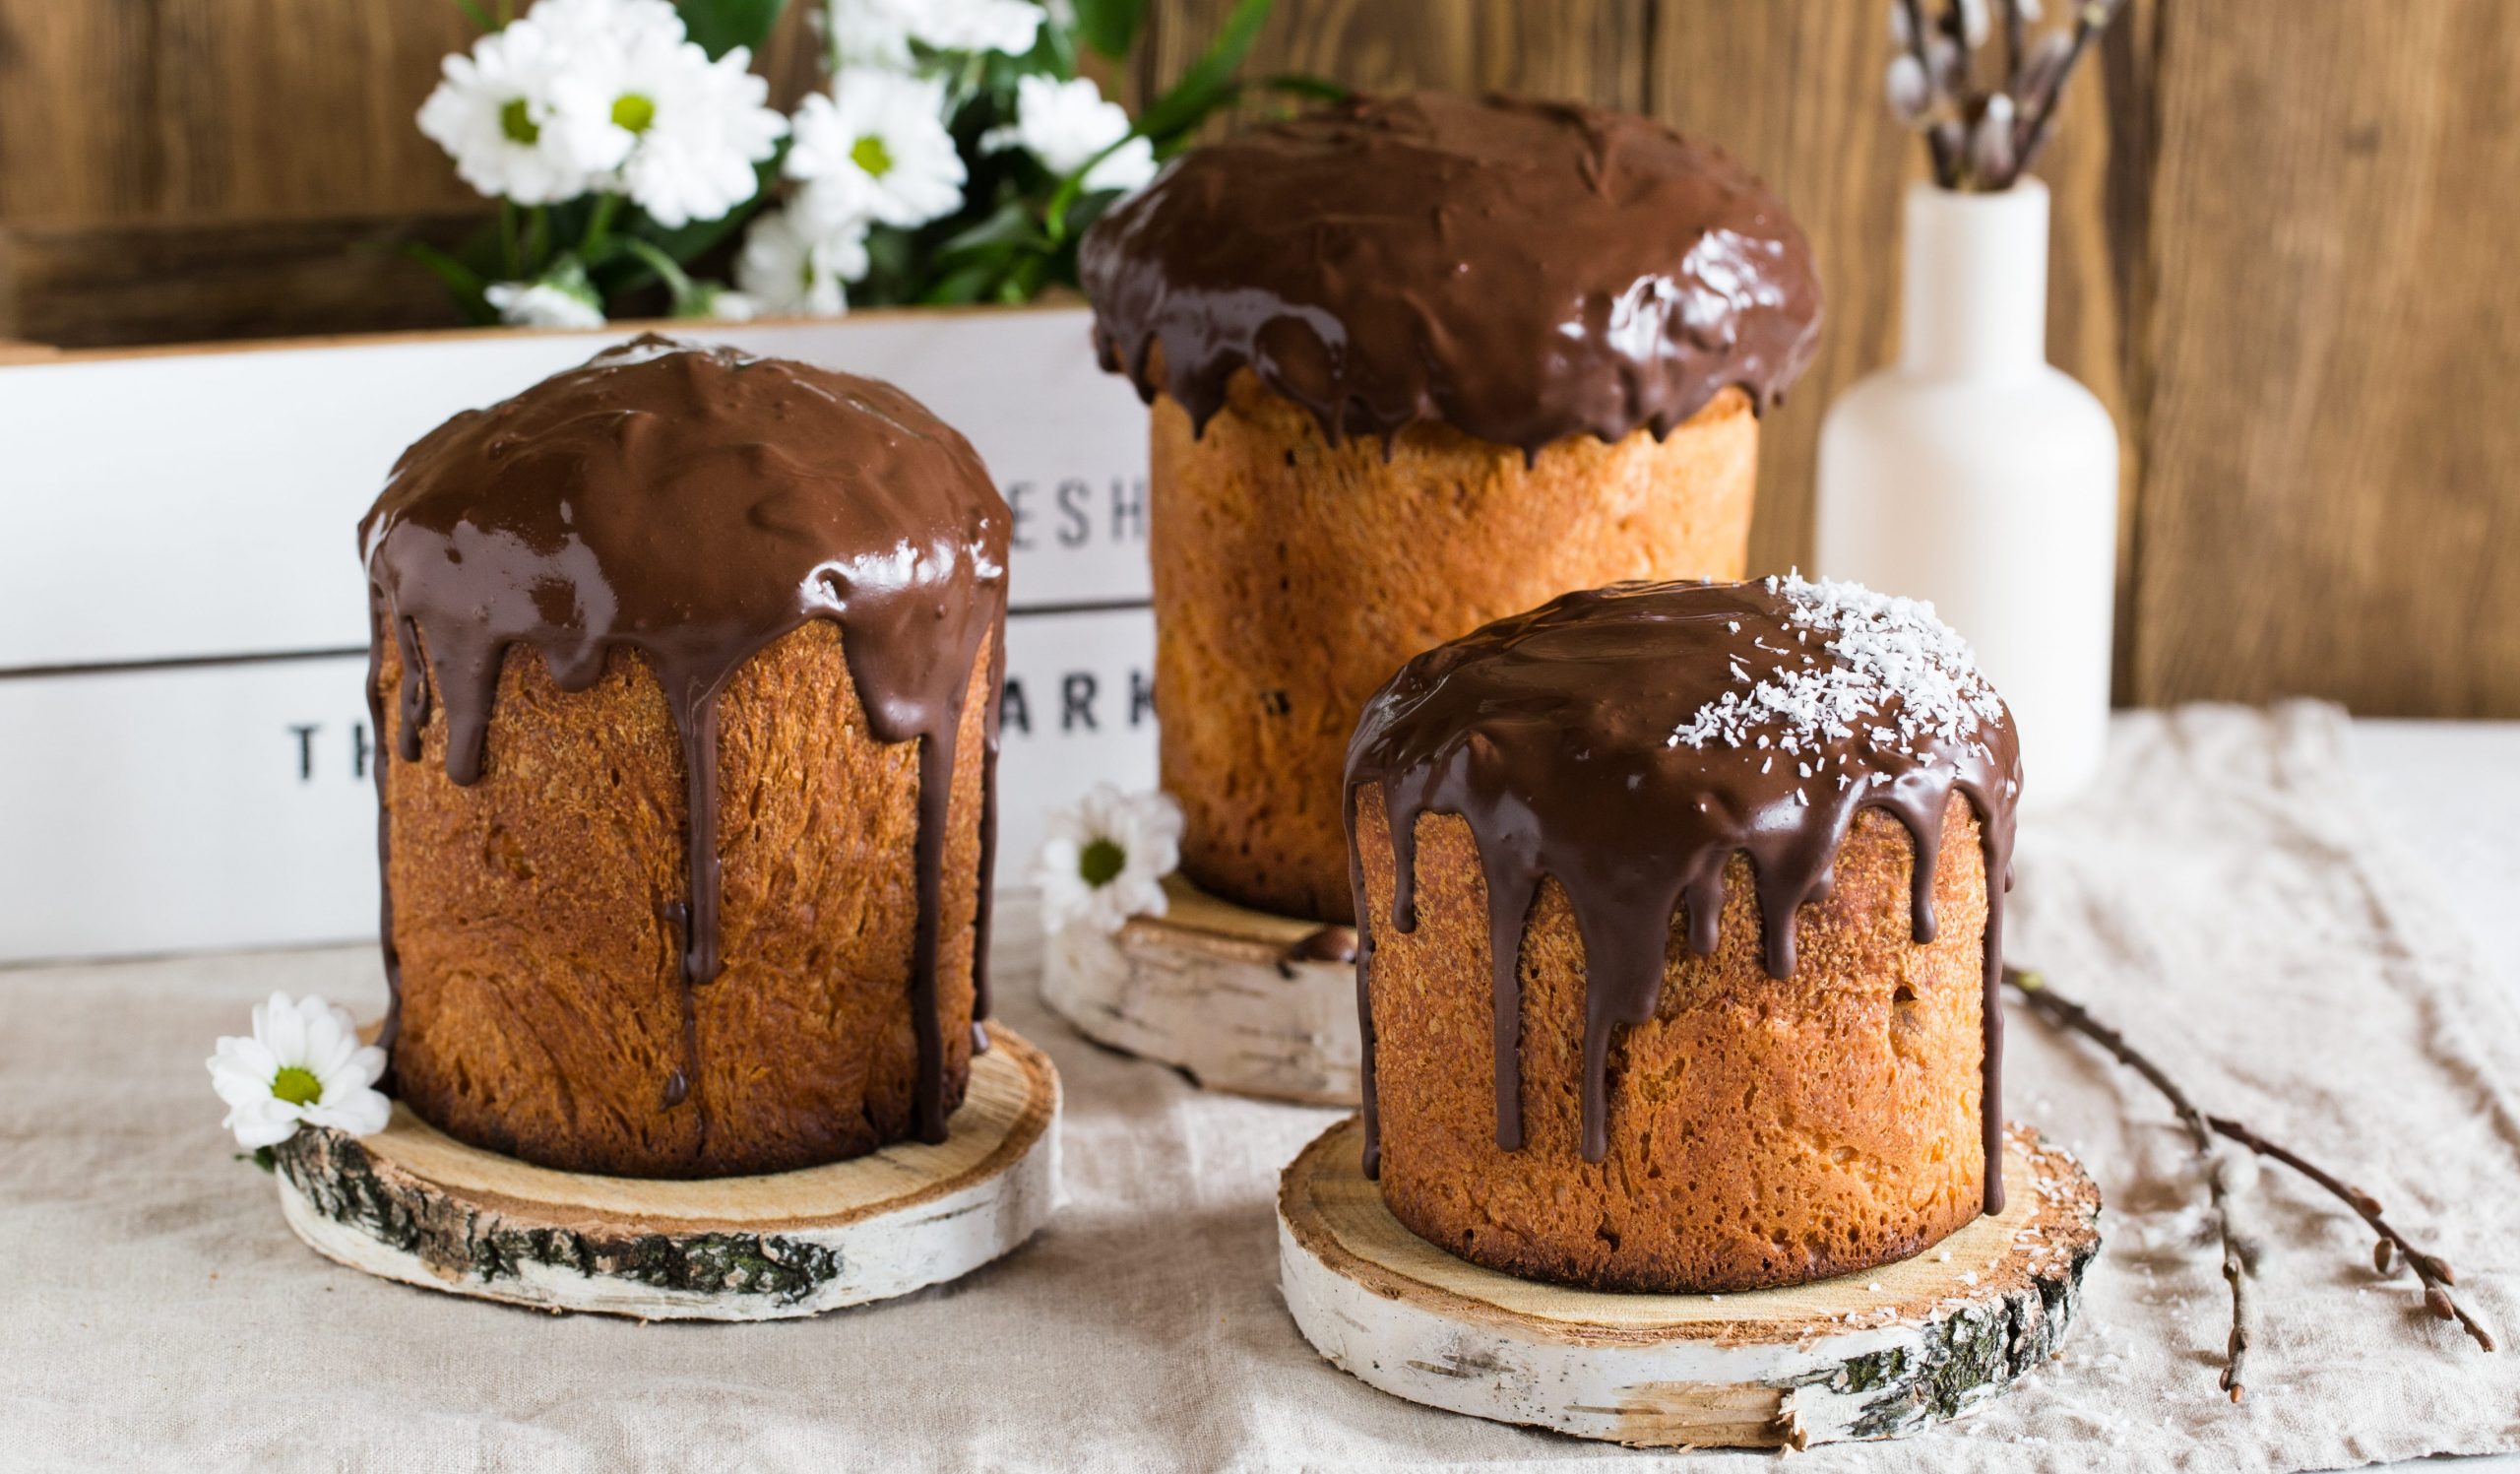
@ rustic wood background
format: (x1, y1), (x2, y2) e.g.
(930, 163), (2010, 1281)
(2, 0), (2515, 716)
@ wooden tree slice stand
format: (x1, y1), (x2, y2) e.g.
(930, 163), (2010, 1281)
(1040, 873), (1362, 1105)
(271, 1026), (1061, 1321)
(1278, 1116), (2100, 1449)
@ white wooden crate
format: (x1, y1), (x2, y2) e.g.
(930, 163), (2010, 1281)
(0, 308), (1156, 961)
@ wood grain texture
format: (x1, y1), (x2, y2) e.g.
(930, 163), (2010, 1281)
(3, 1), (2519, 711)
(1646, 0), (2131, 582)
(0, 0), (826, 225)
(0, 212), (479, 348)
(1149, 0), (1649, 111)
(1278, 1115), (2100, 1447)
(1148, 0), (2130, 595)
(273, 1025), (1061, 1320)
(1040, 873), (1361, 1105)
(2130, 0), (2520, 714)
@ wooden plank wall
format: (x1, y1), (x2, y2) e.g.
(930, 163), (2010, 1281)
(3, 0), (2516, 716)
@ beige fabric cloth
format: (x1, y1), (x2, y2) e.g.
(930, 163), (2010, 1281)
(5, 702), (2517, 1471)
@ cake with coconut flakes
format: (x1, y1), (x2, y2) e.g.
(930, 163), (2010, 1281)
(1344, 575), (2020, 1292)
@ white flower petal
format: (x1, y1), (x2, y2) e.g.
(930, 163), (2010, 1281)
(212, 1034), (280, 1080)
(224, 1096), (303, 1149)
(347, 1044), (390, 1089)
(259, 993), (309, 1067)
(305, 1086), (394, 1139)
(487, 281), (607, 329)
(734, 207), (860, 317)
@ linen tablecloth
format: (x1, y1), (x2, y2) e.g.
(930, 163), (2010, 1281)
(6, 703), (2517, 1470)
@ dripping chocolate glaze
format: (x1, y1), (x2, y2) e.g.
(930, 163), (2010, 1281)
(360, 335), (1010, 1144)
(1344, 580), (2020, 1214)
(1079, 92), (1823, 459)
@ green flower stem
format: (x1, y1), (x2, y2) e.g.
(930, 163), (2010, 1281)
(499, 200), (523, 280)
(619, 237), (701, 314)
(579, 192), (626, 264)
(524, 205), (552, 277)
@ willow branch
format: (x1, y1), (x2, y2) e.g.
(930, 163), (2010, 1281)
(2208, 1115), (2495, 1354)
(2011, 0), (2116, 181)
(2008, 966), (2499, 1398)
(2007, 967), (2252, 1399)
(1900, 0), (1959, 187)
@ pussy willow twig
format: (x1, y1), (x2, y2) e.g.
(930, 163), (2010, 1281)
(2006, 966), (2497, 1405)
(2007, 967), (2252, 1400)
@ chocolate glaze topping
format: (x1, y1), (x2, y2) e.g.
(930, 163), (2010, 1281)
(1345, 577), (2019, 1213)
(361, 336), (1010, 1144)
(1081, 92), (1823, 458)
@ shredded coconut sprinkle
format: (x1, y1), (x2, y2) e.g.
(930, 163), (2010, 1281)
(1670, 573), (2004, 771)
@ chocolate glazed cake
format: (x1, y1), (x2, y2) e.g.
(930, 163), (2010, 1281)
(361, 337), (1010, 1179)
(1346, 577), (2020, 1292)
(1081, 93), (1823, 925)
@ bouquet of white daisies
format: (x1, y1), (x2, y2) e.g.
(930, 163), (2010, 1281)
(411, 0), (1317, 326)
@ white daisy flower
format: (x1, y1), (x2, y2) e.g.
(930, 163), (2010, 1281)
(207, 993), (392, 1150)
(733, 207), (864, 317)
(1032, 785), (1181, 935)
(824, 0), (1044, 68)
(486, 274), (606, 328)
(982, 74), (1156, 193)
(528, 0), (687, 47)
(416, 17), (603, 205)
(697, 286), (761, 321)
(901, 0), (1044, 55)
(787, 71), (968, 229)
(823, 0), (915, 70)
(551, 30), (787, 227)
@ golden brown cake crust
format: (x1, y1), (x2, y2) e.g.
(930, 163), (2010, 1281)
(1150, 370), (1757, 924)
(379, 620), (985, 1180)
(1355, 788), (1988, 1293)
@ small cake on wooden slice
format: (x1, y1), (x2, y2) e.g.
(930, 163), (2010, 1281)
(1346, 576), (2021, 1292)
(361, 336), (1011, 1180)
(1082, 93), (1823, 925)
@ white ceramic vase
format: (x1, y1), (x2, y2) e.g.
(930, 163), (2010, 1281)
(1815, 178), (2118, 808)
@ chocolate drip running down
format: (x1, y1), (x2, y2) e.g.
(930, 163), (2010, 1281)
(1345, 578), (2021, 1214)
(361, 336), (1010, 1144)
(1080, 92), (1823, 459)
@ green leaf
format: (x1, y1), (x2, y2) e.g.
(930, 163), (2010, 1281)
(1256, 72), (1350, 104)
(398, 240), (494, 323)
(937, 199), (1049, 260)
(453, 0), (496, 32)
(1071, 0), (1144, 58)
(1135, 0), (1272, 142)
(920, 259), (1006, 306)
(675, 0), (788, 60)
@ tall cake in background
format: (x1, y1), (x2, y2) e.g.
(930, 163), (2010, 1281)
(1081, 93), (1823, 924)
(361, 337), (1010, 1180)
(1347, 577), (2019, 1292)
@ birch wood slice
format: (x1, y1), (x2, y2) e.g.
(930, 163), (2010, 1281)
(1278, 1116), (2100, 1448)
(1040, 872), (1362, 1106)
(271, 1026), (1061, 1321)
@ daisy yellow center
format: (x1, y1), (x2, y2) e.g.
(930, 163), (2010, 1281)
(850, 133), (894, 178)
(271, 1065), (324, 1108)
(500, 97), (539, 145)
(611, 94), (657, 134)
(1079, 837), (1126, 888)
